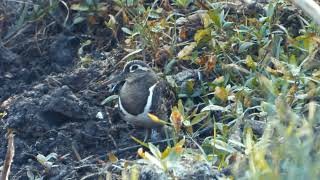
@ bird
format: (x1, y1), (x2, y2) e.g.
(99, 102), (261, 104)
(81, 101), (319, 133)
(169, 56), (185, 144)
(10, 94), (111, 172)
(105, 60), (175, 141)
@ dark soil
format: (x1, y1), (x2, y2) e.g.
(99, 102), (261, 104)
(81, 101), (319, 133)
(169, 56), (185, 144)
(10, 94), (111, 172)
(0, 34), (149, 179)
(0, 1), (146, 178)
(0, 8), (200, 179)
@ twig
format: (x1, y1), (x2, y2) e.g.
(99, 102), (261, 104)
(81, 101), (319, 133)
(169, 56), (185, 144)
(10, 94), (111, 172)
(1, 129), (15, 180)
(72, 142), (82, 161)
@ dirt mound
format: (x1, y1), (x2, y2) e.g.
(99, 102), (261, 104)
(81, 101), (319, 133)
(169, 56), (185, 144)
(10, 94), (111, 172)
(0, 44), (141, 178)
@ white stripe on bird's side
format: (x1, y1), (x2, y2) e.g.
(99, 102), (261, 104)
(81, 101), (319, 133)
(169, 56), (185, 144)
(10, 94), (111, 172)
(118, 82), (159, 127)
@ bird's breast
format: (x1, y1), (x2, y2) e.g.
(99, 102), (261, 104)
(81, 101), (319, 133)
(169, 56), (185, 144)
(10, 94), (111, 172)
(119, 83), (161, 128)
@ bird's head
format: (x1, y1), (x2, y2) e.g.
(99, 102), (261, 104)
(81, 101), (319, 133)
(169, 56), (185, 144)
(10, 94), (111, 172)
(106, 60), (152, 84)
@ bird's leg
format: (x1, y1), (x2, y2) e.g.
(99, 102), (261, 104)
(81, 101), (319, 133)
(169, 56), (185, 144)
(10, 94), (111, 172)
(162, 125), (174, 146)
(143, 128), (151, 142)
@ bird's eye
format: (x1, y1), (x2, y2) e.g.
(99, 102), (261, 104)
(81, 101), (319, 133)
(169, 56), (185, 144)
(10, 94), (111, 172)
(129, 65), (139, 72)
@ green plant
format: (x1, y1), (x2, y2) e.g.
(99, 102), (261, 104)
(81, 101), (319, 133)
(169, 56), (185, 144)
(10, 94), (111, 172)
(173, 0), (192, 9)
(138, 139), (185, 172)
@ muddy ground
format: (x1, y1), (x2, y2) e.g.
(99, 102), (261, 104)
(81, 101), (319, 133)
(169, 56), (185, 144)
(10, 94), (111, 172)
(0, 36), (146, 179)
(0, 1), (152, 178)
(0, 34), (210, 179)
(0, 22), (207, 179)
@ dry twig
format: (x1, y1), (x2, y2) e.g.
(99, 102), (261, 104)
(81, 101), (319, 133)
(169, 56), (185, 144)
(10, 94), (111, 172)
(1, 129), (15, 180)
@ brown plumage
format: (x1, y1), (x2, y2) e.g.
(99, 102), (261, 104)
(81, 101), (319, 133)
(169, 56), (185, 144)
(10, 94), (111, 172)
(107, 60), (175, 129)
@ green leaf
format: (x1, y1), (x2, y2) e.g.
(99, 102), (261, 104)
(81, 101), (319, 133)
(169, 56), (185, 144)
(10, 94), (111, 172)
(144, 151), (165, 170)
(125, 0), (136, 6)
(148, 9), (161, 19)
(177, 99), (184, 116)
(148, 143), (162, 159)
(261, 101), (276, 114)
(73, 16), (86, 25)
(36, 154), (47, 165)
(186, 80), (195, 94)
(45, 153), (58, 161)
(266, 2), (276, 18)
(190, 112), (209, 125)
(174, 0), (191, 8)
(164, 60), (177, 74)
(239, 42), (255, 53)
(121, 27), (133, 35)
(70, 3), (89, 11)
(213, 139), (236, 153)
(257, 74), (278, 95)
(183, 120), (191, 126)
(201, 105), (229, 112)
(271, 34), (283, 59)
(223, 21), (233, 29)
(246, 55), (256, 70)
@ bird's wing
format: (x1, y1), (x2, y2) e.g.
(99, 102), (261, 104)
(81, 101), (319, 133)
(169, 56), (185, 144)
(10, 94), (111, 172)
(149, 79), (176, 121)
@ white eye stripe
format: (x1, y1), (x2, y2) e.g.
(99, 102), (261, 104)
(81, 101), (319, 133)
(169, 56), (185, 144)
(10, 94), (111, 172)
(129, 64), (148, 72)
(129, 65), (141, 72)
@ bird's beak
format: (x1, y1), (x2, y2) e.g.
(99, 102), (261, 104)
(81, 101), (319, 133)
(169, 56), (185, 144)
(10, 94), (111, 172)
(104, 72), (127, 85)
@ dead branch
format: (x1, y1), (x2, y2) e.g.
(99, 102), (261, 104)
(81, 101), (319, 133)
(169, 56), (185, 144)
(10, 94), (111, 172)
(0, 129), (15, 180)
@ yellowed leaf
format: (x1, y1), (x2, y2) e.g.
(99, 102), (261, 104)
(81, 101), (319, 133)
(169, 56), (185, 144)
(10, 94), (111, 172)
(122, 11), (129, 25)
(161, 146), (172, 159)
(201, 13), (211, 28)
(244, 96), (252, 107)
(287, 84), (297, 104)
(213, 76), (224, 84)
(177, 42), (196, 60)
(266, 66), (281, 76)
(214, 86), (228, 101)
(148, 113), (168, 125)
(206, 55), (216, 72)
(174, 137), (185, 154)
(107, 152), (118, 163)
(131, 136), (148, 148)
(170, 107), (183, 133)
(179, 26), (188, 41)
(124, 160), (129, 169)
(0, 111), (7, 119)
(137, 148), (146, 159)
(194, 28), (211, 43)
(186, 126), (193, 134)
(312, 70), (320, 79)
(130, 165), (139, 180)
(175, 146), (184, 153)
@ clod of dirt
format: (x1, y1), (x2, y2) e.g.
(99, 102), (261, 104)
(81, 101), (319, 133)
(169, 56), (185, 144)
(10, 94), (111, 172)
(5, 85), (98, 134)
(0, 45), (20, 64)
(49, 34), (80, 67)
(279, 6), (304, 37)
(0, 56), (135, 179)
